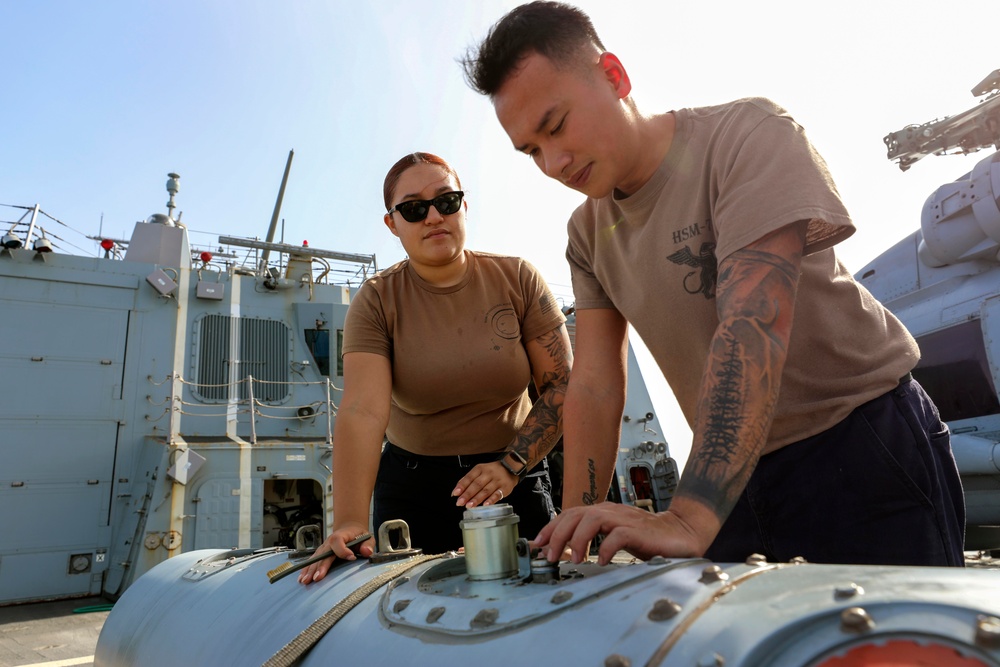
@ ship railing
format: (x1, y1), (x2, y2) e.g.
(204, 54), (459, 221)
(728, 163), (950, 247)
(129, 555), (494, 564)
(215, 235), (378, 288)
(149, 373), (341, 446)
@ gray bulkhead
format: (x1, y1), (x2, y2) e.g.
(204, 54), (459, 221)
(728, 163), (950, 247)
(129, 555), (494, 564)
(0, 219), (354, 604)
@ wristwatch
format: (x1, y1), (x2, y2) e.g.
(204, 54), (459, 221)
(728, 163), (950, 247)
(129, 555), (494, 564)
(498, 450), (529, 479)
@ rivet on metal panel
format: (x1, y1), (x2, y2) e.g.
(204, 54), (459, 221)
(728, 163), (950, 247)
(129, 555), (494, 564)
(647, 598), (682, 622)
(647, 556), (669, 565)
(699, 565), (729, 584)
(789, 556), (808, 564)
(551, 591), (573, 605)
(976, 615), (1000, 648)
(604, 654), (631, 667)
(840, 606), (875, 633)
(745, 553), (767, 566)
(470, 608), (499, 629)
(696, 652), (725, 667)
(392, 599), (411, 614)
(834, 583), (864, 600)
(426, 607), (446, 624)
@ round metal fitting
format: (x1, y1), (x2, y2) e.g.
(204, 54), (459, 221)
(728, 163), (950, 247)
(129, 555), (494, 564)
(647, 598), (682, 621)
(840, 606), (875, 633)
(976, 615), (1000, 648)
(789, 556), (808, 564)
(699, 564), (729, 584)
(604, 654), (631, 667)
(531, 558), (558, 584)
(461, 504), (520, 581)
(163, 530), (182, 550)
(470, 608), (499, 629)
(834, 582), (864, 600)
(745, 553), (767, 566)
(696, 652), (725, 667)
(550, 590), (573, 605)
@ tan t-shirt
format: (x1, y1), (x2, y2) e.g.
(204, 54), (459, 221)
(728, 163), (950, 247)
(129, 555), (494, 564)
(343, 250), (566, 455)
(566, 98), (918, 452)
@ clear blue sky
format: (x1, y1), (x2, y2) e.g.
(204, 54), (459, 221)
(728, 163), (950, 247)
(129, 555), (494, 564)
(3, 0), (996, 468)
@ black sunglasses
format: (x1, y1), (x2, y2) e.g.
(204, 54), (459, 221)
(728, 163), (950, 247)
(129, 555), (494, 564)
(387, 191), (464, 223)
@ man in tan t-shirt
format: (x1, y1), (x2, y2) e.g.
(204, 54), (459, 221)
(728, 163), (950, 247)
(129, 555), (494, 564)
(461, 1), (965, 566)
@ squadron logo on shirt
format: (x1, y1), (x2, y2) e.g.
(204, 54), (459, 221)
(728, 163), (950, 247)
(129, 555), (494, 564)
(486, 303), (519, 340)
(667, 241), (717, 299)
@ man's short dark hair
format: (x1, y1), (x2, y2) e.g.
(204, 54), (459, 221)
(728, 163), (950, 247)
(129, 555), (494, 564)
(461, 1), (605, 98)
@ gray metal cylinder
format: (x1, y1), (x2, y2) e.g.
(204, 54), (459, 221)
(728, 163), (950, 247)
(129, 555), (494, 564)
(95, 547), (1000, 667)
(460, 504), (519, 580)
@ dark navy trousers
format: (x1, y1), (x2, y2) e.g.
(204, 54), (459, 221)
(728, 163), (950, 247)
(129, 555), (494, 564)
(373, 443), (556, 554)
(705, 377), (966, 566)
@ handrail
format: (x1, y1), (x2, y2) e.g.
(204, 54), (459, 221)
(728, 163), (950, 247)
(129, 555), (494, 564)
(153, 373), (341, 444)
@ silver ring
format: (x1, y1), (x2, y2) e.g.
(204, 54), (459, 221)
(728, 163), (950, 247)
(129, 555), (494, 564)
(497, 489), (504, 501)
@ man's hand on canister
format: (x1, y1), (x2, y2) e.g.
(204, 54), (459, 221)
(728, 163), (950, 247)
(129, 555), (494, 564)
(533, 500), (719, 565)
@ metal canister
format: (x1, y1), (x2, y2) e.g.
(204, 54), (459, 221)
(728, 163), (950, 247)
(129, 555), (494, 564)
(460, 504), (520, 580)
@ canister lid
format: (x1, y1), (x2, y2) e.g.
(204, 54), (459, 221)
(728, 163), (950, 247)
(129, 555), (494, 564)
(462, 503), (514, 521)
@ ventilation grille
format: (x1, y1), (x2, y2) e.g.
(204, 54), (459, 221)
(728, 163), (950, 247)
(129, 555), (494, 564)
(195, 314), (290, 402)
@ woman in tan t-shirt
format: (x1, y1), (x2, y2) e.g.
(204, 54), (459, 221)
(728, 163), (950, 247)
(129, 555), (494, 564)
(299, 153), (572, 583)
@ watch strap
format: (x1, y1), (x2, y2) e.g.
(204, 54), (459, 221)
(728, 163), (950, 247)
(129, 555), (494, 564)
(498, 450), (529, 478)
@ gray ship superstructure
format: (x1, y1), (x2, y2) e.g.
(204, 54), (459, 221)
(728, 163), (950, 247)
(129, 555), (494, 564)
(1, 168), (371, 604)
(0, 164), (676, 606)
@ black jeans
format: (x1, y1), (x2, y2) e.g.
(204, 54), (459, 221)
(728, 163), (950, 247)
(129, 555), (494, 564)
(373, 443), (556, 554)
(705, 376), (966, 566)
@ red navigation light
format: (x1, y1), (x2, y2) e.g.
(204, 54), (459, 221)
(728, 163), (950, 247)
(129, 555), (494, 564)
(100, 239), (114, 251)
(200, 251), (213, 264)
(302, 240), (309, 247)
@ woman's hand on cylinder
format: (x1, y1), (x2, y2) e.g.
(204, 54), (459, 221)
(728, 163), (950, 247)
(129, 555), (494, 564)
(297, 522), (375, 585)
(452, 461), (517, 509)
